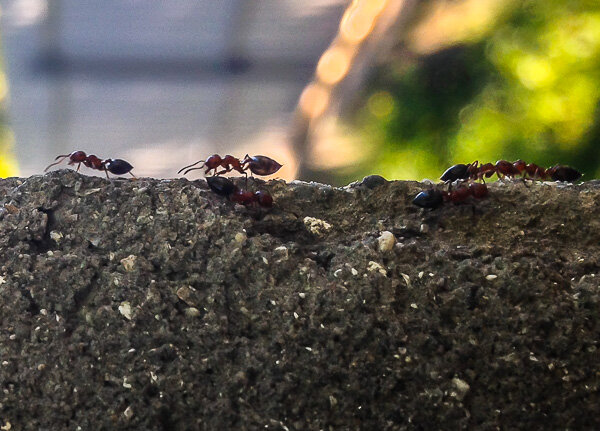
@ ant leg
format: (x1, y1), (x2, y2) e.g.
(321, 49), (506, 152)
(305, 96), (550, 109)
(76, 163), (82, 172)
(129, 172), (137, 179)
(178, 161), (204, 174)
(43, 155), (70, 172)
(215, 167), (233, 176)
(104, 168), (110, 179)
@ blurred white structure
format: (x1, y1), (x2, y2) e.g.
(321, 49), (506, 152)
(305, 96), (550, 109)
(0, 0), (349, 178)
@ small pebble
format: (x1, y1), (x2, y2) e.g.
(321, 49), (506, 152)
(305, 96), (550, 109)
(361, 175), (387, 189)
(118, 302), (133, 320)
(185, 307), (201, 318)
(377, 231), (396, 253)
(123, 406), (134, 420)
(120, 255), (137, 272)
(451, 377), (470, 401)
(234, 232), (247, 244)
(367, 261), (387, 276)
(49, 231), (63, 242)
(303, 216), (332, 237)
(274, 246), (288, 261)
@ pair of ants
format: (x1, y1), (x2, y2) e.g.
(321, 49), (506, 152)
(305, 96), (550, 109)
(413, 159), (582, 209)
(439, 160), (581, 183)
(178, 154), (281, 208)
(44, 151), (282, 209)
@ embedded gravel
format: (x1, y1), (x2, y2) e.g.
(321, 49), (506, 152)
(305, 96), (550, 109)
(0, 170), (599, 430)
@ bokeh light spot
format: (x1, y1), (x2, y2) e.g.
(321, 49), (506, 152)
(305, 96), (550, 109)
(316, 46), (354, 85)
(0, 72), (8, 101)
(299, 83), (331, 119)
(515, 56), (555, 89)
(367, 91), (395, 118)
(340, 4), (378, 44)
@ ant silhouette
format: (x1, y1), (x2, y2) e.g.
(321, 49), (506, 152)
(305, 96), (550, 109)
(178, 154), (282, 178)
(44, 151), (135, 178)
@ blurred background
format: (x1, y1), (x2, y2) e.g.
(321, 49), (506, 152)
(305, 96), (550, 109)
(1, 0), (600, 184)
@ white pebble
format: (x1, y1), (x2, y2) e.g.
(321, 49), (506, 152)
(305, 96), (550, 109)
(118, 302), (133, 320)
(120, 255), (137, 272)
(123, 406), (134, 420)
(303, 216), (332, 237)
(451, 378), (470, 400)
(367, 261), (387, 276)
(377, 231), (396, 253)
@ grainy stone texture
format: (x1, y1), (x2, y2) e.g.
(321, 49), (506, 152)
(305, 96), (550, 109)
(0, 170), (599, 430)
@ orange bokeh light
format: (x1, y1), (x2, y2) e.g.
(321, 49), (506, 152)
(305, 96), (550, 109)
(316, 45), (354, 85)
(340, 0), (387, 44)
(299, 83), (331, 119)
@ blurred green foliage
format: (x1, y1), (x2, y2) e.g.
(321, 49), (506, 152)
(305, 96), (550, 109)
(349, 0), (600, 181)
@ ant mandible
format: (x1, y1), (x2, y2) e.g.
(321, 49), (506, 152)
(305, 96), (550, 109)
(178, 154), (282, 177)
(44, 151), (135, 178)
(206, 176), (273, 208)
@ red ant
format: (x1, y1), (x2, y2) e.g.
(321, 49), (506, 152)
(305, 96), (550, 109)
(178, 154), (282, 177)
(44, 151), (135, 178)
(440, 160), (581, 183)
(413, 182), (488, 209)
(206, 176), (273, 208)
(178, 154), (245, 176)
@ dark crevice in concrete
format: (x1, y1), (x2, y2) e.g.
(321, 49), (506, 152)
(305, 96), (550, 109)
(64, 272), (101, 336)
(19, 286), (41, 316)
(29, 207), (57, 253)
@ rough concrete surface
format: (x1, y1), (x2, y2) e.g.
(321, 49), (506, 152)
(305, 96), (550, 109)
(0, 170), (599, 430)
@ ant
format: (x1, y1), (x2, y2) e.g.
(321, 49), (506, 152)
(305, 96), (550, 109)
(440, 160), (581, 183)
(178, 154), (282, 177)
(178, 154), (245, 176)
(44, 151), (135, 178)
(413, 182), (488, 209)
(206, 176), (273, 208)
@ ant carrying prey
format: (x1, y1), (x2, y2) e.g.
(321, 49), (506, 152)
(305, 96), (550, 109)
(44, 151), (135, 178)
(178, 154), (282, 177)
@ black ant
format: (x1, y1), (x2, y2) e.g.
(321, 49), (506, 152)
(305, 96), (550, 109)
(178, 154), (282, 177)
(44, 151), (135, 178)
(206, 176), (273, 208)
(413, 182), (488, 209)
